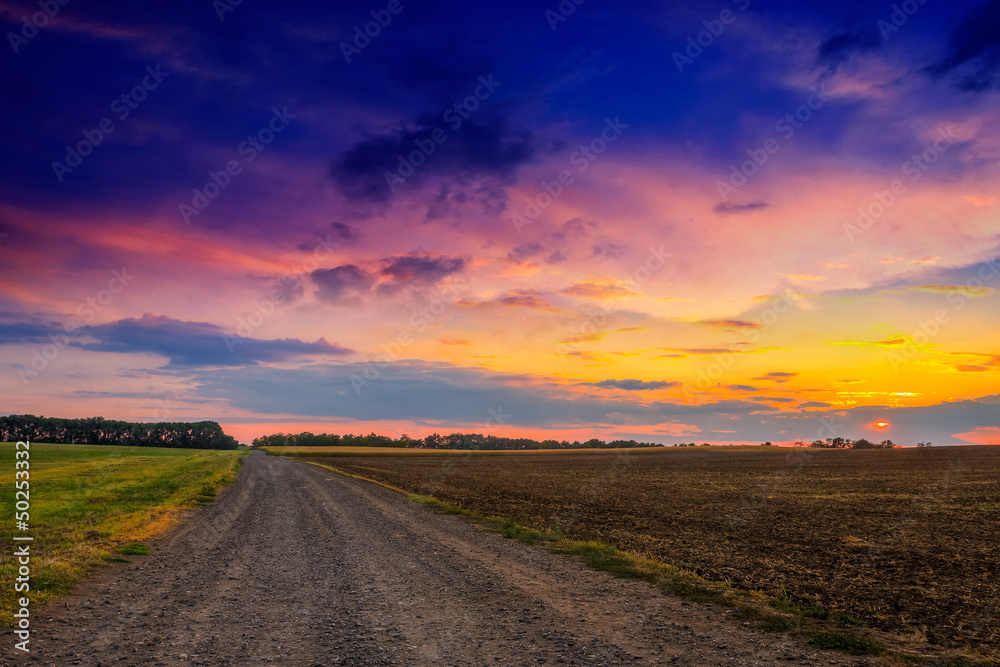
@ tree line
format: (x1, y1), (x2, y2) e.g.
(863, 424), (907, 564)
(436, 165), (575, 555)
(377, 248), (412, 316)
(0, 415), (240, 450)
(804, 437), (901, 449)
(251, 431), (664, 450)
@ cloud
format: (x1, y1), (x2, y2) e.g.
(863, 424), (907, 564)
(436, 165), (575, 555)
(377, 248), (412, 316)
(71, 313), (352, 367)
(750, 396), (797, 403)
(753, 372), (798, 382)
(817, 27), (882, 69)
(329, 222), (357, 240)
(462, 289), (557, 310)
(658, 347), (736, 356)
(727, 385), (759, 392)
(949, 352), (999, 373)
(557, 332), (607, 345)
(178, 362), (1000, 445)
(0, 320), (63, 344)
(508, 242), (544, 261)
(312, 264), (375, 303)
(380, 254), (466, 285)
(924, 0), (1000, 91)
(657, 346), (771, 357)
(440, 338), (471, 345)
(553, 218), (597, 240)
(591, 242), (627, 258)
(713, 201), (769, 215)
(329, 116), (536, 204)
(697, 319), (763, 330)
(832, 338), (907, 348)
(798, 401), (834, 409)
(185, 360), (763, 425)
(588, 379), (680, 391)
(882, 284), (996, 298)
(312, 253), (466, 303)
(952, 426), (1000, 445)
(499, 289), (552, 309)
(561, 281), (635, 299)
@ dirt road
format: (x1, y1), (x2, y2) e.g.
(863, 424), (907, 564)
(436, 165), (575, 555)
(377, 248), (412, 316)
(5, 452), (880, 666)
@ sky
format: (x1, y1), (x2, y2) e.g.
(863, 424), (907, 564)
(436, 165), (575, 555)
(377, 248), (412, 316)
(1, 0), (998, 446)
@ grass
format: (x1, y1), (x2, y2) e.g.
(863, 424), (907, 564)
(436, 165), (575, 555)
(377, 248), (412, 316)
(806, 630), (886, 655)
(119, 543), (151, 555)
(0, 442), (246, 623)
(101, 556), (131, 563)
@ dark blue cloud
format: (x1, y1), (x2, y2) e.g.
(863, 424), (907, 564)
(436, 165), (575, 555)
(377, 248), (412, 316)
(329, 115), (536, 204)
(0, 0), (987, 230)
(0, 313), (353, 367)
(380, 254), (465, 284)
(817, 26), (882, 68)
(186, 360), (764, 427)
(311, 253), (466, 303)
(924, 0), (1000, 92)
(183, 361), (1000, 445)
(714, 201), (769, 215)
(81, 314), (352, 366)
(589, 379), (680, 391)
(0, 322), (61, 344)
(311, 265), (375, 303)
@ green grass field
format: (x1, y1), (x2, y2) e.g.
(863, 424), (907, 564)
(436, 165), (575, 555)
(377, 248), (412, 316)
(0, 442), (246, 623)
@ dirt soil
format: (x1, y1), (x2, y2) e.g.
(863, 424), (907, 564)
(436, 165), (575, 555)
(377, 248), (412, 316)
(308, 445), (1000, 656)
(3, 451), (883, 666)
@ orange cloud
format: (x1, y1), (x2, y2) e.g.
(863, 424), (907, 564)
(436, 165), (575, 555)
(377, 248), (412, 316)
(561, 281), (635, 299)
(556, 332), (607, 345)
(948, 352), (999, 373)
(697, 319), (763, 330)
(460, 289), (560, 311)
(883, 285), (996, 297)
(831, 338), (907, 348)
(952, 427), (1000, 445)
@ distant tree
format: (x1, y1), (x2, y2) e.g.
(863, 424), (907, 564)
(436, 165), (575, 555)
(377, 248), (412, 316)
(1, 414), (238, 449)
(917, 441), (933, 447)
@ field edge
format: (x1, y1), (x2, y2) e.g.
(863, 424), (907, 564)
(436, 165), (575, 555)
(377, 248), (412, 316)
(0, 444), (250, 625)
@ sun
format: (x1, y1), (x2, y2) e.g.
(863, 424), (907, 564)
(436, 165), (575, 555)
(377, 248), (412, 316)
(874, 420), (890, 429)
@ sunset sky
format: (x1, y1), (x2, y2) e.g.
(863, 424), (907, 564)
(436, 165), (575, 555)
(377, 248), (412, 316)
(1, 0), (998, 445)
